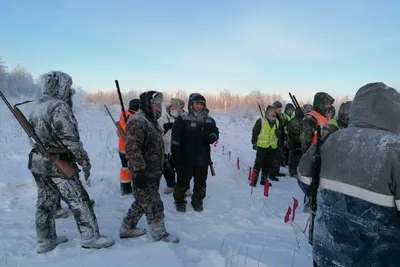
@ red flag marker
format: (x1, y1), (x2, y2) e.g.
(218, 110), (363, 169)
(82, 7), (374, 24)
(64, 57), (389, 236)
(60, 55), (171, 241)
(284, 206), (292, 223)
(264, 180), (270, 197)
(291, 197), (298, 222)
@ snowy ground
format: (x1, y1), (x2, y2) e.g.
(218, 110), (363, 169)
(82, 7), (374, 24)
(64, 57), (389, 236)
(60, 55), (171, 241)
(0, 100), (312, 267)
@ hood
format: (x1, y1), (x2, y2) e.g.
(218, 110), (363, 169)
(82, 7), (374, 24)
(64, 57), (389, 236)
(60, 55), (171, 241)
(129, 99), (140, 112)
(313, 92), (334, 116)
(284, 103), (294, 114)
(337, 101), (352, 122)
(42, 71), (73, 101)
(167, 98), (185, 113)
(349, 82), (400, 134)
(188, 93), (206, 107)
(139, 90), (163, 120)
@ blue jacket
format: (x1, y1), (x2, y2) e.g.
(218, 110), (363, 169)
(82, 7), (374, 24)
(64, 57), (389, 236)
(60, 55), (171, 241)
(297, 82), (400, 267)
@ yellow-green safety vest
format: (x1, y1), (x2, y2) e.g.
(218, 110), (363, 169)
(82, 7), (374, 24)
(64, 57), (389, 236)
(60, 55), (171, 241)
(256, 118), (279, 149)
(329, 118), (339, 128)
(284, 112), (295, 121)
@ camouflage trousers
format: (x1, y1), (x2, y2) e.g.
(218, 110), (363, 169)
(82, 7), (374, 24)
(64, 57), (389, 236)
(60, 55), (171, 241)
(32, 173), (100, 242)
(121, 175), (165, 228)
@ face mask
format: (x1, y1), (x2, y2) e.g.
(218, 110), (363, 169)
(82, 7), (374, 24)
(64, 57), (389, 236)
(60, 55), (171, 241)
(170, 110), (179, 117)
(155, 110), (162, 119)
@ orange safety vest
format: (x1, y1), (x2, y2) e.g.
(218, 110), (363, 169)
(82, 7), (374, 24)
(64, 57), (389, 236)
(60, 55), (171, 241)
(118, 110), (133, 153)
(307, 110), (328, 144)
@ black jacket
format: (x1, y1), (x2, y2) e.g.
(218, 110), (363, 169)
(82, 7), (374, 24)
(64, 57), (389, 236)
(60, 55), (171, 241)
(171, 111), (219, 166)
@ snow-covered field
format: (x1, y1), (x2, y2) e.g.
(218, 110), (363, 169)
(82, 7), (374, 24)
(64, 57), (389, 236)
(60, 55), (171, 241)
(0, 101), (312, 267)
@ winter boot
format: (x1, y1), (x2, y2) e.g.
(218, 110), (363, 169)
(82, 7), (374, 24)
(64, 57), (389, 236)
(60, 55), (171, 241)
(276, 172), (286, 177)
(164, 187), (174, 194)
(37, 235), (68, 254)
(54, 208), (69, 219)
(149, 221), (179, 243)
(175, 202), (186, 212)
(120, 182), (133, 196)
(81, 235), (115, 249)
(191, 201), (203, 212)
(269, 175), (280, 182)
(119, 226), (146, 238)
(185, 189), (192, 196)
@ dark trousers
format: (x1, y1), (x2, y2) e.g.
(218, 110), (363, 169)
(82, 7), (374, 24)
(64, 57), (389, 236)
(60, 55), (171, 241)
(288, 148), (302, 176)
(173, 165), (208, 205)
(271, 146), (284, 176)
(163, 154), (176, 188)
(253, 147), (277, 184)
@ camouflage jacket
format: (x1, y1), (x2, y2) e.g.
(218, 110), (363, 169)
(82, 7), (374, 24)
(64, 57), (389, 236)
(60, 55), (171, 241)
(28, 71), (90, 177)
(125, 109), (164, 176)
(300, 92), (334, 152)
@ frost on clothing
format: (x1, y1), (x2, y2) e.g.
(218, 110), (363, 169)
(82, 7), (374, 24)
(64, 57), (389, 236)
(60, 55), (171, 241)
(28, 72), (90, 176)
(125, 109), (164, 175)
(27, 71), (100, 247)
(158, 112), (175, 154)
(298, 82), (400, 267)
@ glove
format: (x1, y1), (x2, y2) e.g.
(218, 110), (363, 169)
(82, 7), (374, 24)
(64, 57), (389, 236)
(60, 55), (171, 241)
(163, 122), (174, 131)
(209, 133), (218, 144)
(82, 163), (91, 186)
(252, 144), (258, 150)
(133, 171), (148, 189)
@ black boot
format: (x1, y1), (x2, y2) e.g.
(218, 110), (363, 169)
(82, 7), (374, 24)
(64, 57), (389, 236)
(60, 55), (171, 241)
(191, 201), (203, 212)
(120, 182), (133, 196)
(269, 175), (280, 182)
(276, 172), (286, 177)
(175, 202), (186, 213)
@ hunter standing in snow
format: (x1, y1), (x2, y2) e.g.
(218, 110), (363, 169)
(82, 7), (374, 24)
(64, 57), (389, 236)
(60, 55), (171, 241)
(118, 98), (139, 195)
(270, 101), (286, 179)
(158, 98), (189, 195)
(287, 105), (304, 178)
(300, 92), (334, 212)
(28, 71), (114, 253)
(250, 105), (281, 186)
(120, 90), (179, 243)
(283, 103), (295, 166)
(171, 93), (219, 212)
(297, 82), (400, 266)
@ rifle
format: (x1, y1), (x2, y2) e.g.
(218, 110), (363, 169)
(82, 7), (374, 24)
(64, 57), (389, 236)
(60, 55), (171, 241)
(115, 80), (128, 122)
(308, 126), (322, 246)
(0, 90), (80, 179)
(289, 92), (304, 119)
(104, 105), (126, 141)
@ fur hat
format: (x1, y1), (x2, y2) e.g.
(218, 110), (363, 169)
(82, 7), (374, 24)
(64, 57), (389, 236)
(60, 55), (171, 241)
(266, 105), (276, 113)
(273, 101), (283, 109)
(129, 99), (140, 111)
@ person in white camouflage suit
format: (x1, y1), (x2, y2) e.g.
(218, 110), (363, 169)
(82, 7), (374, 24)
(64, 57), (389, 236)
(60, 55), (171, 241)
(28, 71), (114, 253)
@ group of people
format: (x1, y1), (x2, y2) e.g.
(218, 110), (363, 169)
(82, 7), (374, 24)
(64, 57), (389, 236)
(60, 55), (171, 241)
(20, 69), (397, 266)
(250, 94), (352, 191)
(26, 71), (219, 253)
(294, 82), (399, 267)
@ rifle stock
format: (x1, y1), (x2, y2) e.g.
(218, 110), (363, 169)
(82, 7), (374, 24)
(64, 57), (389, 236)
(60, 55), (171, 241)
(0, 90), (80, 179)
